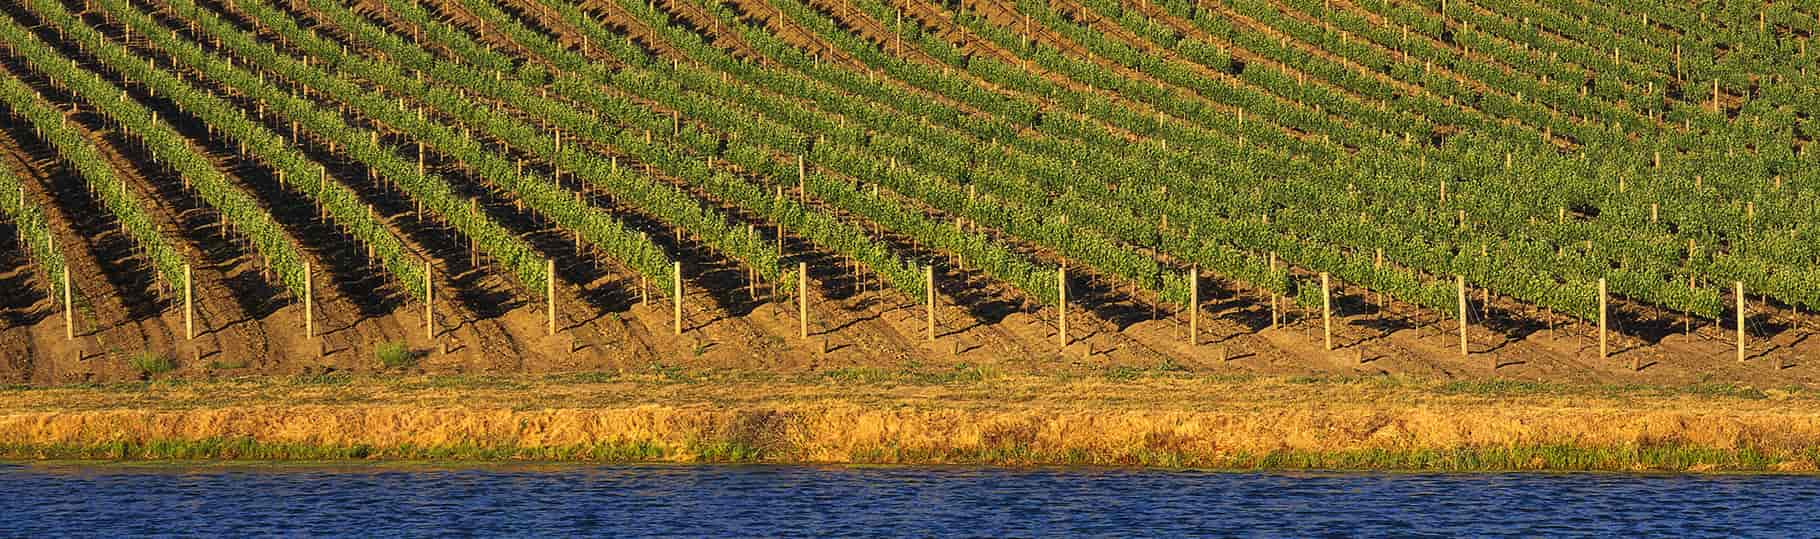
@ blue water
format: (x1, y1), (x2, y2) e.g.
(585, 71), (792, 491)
(3, 463), (1817, 537)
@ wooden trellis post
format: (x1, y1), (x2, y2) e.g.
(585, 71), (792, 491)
(318, 168), (328, 221)
(798, 262), (809, 340)
(1457, 276), (1467, 358)
(1598, 278), (1608, 360)
(1373, 248), (1383, 311)
(425, 261), (434, 341)
(640, 231), (650, 306)
(1187, 265), (1199, 346)
(1057, 265), (1068, 348)
(1268, 252), (1279, 329)
(183, 264), (193, 341)
(1321, 272), (1332, 351)
(925, 265), (935, 343)
(547, 260), (556, 336)
(63, 266), (72, 341)
(673, 262), (683, 335)
(1736, 281), (1746, 363)
(746, 225), (758, 300)
(303, 261), (313, 340)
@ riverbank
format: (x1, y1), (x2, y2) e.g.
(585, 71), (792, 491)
(4, 369), (1819, 472)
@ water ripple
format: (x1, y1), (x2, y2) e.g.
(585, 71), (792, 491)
(1, 464), (1816, 537)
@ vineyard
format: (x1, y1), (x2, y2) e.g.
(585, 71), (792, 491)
(0, 0), (1814, 385)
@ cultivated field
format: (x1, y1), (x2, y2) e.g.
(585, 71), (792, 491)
(0, 0), (1814, 386)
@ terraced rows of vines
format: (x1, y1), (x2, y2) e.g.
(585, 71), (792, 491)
(0, 0), (1814, 384)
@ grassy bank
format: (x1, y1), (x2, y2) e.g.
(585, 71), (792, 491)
(3, 370), (1819, 472)
(5, 439), (1812, 473)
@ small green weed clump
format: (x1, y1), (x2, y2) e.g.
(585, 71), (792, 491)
(129, 351), (175, 376)
(208, 358), (248, 370)
(375, 341), (415, 369)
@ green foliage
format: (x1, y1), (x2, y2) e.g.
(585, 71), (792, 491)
(69, 0), (431, 300)
(99, 0), (545, 300)
(375, 342), (415, 369)
(42, 0), (1820, 337)
(0, 47), (185, 293)
(129, 352), (175, 376)
(819, 362), (1003, 385)
(207, 358), (249, 370)
(7, 0), (308, 297)
(290, 372), (353, 386)
(646, 362), (692, 383)
(0, 168), (66, 296)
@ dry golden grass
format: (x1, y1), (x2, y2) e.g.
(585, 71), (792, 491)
(2, 372), (1817, 470)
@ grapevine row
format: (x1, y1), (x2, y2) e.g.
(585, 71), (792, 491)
(14, 0), (309, 296)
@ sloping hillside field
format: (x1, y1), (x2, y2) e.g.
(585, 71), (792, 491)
(0, 0), (1814, 387)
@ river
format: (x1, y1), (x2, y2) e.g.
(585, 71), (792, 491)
(3, 463), (1814, 536)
